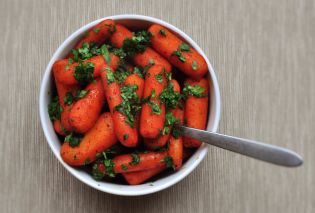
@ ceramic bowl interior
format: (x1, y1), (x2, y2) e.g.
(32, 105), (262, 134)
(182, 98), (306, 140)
(39, 14), (221, 196)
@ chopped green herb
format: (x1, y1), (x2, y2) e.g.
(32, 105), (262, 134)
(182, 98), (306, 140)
(148, 58), (155, 65)
(48, 96), (63, 121)
(179, 42), (190, 52)
(134, 67), (144, 78)
(71, 42), (99, 62)
(105, 68), (115, 84)
(68, 58), (74, 64)
(123, 134), (129, 141)
(148, 100), (161, 115)
(76, 90), (89, 99)
(163, 156), (175, 170)
(93, 27), (100, 33)
(121, 164), (128, 171)
(172, 50), (186, 62)
(129, 153), (140, 165)
(64, 92), (74, 105)
(172, 126), (182, 139)
(114, 65), (130, 84)
(159, 29), (167, 36)
(159, 83), (182, 109)
(64, 65), (70, 70)
(100, 44), (111, 64)
(162, 112), (179, 135)
(155, 72), (164, 83)
(64, 133), (81, 147)
(151, 89), (156, 98)
(182, 84), (205, 99)
(74, 62), (95, 85)
(192, 60), (198, 70)
(114, 85), (142, 127)
(164, 69), (172, 81)
(92, 163), (105, 180)
(122, 31), (152, 57)
(104, 159), (115, 177)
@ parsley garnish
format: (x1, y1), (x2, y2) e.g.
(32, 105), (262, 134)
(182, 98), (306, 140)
(121, 164), (128, 171)
(64, 90), (89, 105)
(74, 62), (95, 85)
(122, 31), (152, 57)
(84, 158), (91, 165)
(159, 83), (182, 110)
(159, 29), (167, 36)
(192, 60), (198, 70)
(93, 27), (100, 33)
(148, 58), (155, 65)
(123, 134), (129, 141)
(155, 72), (164, 83)
(148, 100), (161, 115)
(163, 156), (175, 170)
(162, 112), (179, 135)
(114, 85), (142, 127)
(182, 84), (205, 99)
(172, 126), (182, 139)
(92, 163), (105, 180)
(100, 44), (111, 64)
(172, 50), (186, 62)
(64, 133), (81, 147)
(114, 65), (130, 84)
(129, 153), (140, 165)
(179, 43), (190, 52)
(104, 159), (115, 177)
(71, 42), (100, 62)
(105, 67), (115, 84)
(133, 67), (144, 78)
(48, 96), (63, 121)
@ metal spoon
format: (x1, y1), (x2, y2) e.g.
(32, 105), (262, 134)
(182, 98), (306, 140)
(179, 125), (303, 167)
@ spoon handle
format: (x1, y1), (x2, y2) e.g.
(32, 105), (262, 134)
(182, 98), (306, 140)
(179, 126), (303, 167)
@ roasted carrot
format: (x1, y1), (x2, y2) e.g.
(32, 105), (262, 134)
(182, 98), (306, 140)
(109, 25), (171, 72)
(122, 166), (166, 185)
(61, 113), (117, 166)
(69, 79), (105, 133)
(100, 56), (139, 147)
(53, 120), (66, 136)
(148, 24), (208, 80)
(53, 55), (106, 85)
(168, 136), (183, 170)
(110, 24), (133, 48)
(74, 19), (116, 49)
(124, 74), (144, 98)
(140, 65), (167, 138)
(183, 78), (209, 147)
(54, 79), (79, 132)
(143, 79), (182, 149)
(112, 152), (168, 173)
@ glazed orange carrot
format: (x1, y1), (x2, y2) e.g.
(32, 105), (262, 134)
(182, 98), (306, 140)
(140, 65), (167, 138)
(183, 78), (209, 147)
(124, 74), (144, 98)
(61, 113), (117, 166)
(144, 79), (182, 149)
(100, 56), (139, 147)
(110, 24), (133, 48)
(69, 79), (105, 133)
(133, 47), (172, 73)
(168, 136), (183, 170)
(53, 120), (66, 136)
(122, 166), (166, 185)
(148, 24), (208, 80)
(54, 79), (79, 132)
(74, 19), (116, 49)
(53, 55), (106, 85)
(109, 25), (171, 72)
(112, 152), (168, 173)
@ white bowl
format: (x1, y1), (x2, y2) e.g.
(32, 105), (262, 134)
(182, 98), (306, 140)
(39, 14), (221, 196)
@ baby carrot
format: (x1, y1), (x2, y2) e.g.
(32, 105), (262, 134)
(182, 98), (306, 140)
(168, 136), (183, 170)
(109, 25), (171, 72)
(75, 19), (116, 49)
(124, 74), (144, 98)
(112, 152), (168, 173)
(69, 79), (105, 133)
(183, 78), (209, 147)
(148, 24), (208, 80)
(53, 120), (66, 136)
(122, 166), (166, 185)
(53, 55), (106, 85)
(61, 113), (117, 166)
(140, 65), (167, 138)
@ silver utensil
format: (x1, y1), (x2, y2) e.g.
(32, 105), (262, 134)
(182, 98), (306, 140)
(179, 125), (303, 167)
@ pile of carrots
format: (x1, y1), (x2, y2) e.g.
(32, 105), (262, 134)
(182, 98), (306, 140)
(48, 19), (209, 185)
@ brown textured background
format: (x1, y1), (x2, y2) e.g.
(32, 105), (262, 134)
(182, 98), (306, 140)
(0, 0), (314, 212)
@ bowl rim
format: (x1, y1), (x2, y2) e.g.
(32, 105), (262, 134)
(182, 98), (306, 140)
(39, 14), (221, 196)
